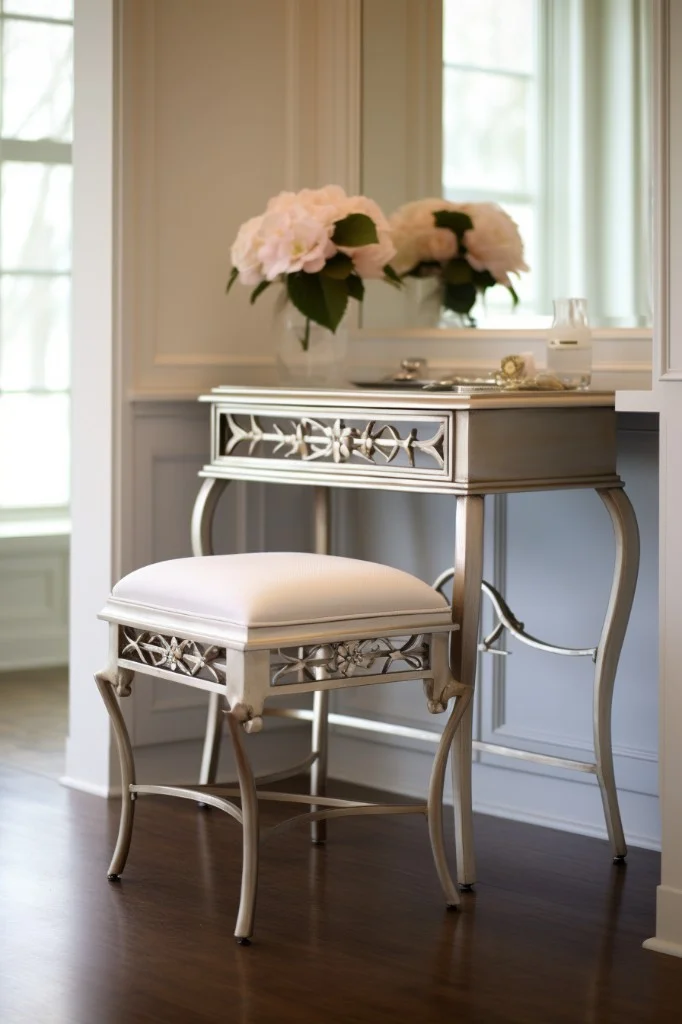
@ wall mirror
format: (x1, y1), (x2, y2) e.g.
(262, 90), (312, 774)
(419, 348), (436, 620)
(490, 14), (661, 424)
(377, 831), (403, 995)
(360, 0), (652, 332)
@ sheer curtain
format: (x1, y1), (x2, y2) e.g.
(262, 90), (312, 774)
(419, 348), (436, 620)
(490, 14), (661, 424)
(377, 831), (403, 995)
(540, 0), (651, 326)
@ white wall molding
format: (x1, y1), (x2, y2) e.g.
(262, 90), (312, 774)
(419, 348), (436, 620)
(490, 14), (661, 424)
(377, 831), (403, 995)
(0, 533), (69, 670)
(329, 732), (661, 852)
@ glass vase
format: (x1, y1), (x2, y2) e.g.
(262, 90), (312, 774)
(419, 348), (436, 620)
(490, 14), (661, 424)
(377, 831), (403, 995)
(276, 314), (348, 388)
(546, 297), (592, 389)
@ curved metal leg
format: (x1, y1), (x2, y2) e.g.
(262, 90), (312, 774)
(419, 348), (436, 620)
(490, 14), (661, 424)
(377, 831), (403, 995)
(427, 688), (473, 908)
(310, 486), (332, 844)
(310, 689), (329, 845)
(226, 710), (260, 945)
(594, 487), (640, 861)
(192, 477), (230, 787)
(199, 689), (226, 789)
(95, 667), (136, 878)
(191, 476), (229, 558)
(450, 495), (485, 889)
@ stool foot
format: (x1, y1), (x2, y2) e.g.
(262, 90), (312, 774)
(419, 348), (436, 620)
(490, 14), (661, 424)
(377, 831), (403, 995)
(613, 855), (627, 865)
(446, 903), (458, 912)
(236, 937), (251, 946)
(459, 883), (475, 892)
(107, 873), (121, 882)
(311, 839), (326, 847)
(196, 802), (211, 810)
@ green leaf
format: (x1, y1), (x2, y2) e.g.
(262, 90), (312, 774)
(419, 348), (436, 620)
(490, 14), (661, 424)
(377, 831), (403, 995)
(322, 252), (354, 279)
(347, 274), (365, 302)
(383, 264), (403, 287)
(442, 281), (477, 316)
(507, 283), (520, 307)
(433, 209), (474, 246)
(249, 279), (271, 304)
(286, 271), (349, 332)
(225, 266), (239, 294)
(443, 258), (473, 286)
(331, 212), (379, 247)
(472, 269), (496, 291)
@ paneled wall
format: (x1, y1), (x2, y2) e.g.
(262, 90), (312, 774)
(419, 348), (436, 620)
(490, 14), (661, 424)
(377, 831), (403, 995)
(327, 416), (659, 849)
(68, 1), (660, 855)
(0, 530), (68, 670)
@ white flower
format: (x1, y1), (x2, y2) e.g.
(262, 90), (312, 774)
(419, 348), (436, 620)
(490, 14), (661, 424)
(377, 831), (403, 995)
(337, 194), (396, 278)
(460, 202), (529, 284)
(388, 197), (528, 286)
(230, 215), (266, 285)
(257, 206), (335, 279)
(389, 198), (459, 274)
(228, 183), (397, 328)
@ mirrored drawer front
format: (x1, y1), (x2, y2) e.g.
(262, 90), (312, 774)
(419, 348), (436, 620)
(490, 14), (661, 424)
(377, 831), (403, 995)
(210, 404), (453, 482)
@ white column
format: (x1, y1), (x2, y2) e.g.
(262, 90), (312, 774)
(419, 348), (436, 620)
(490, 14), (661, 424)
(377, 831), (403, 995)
(63, 0), (120, 795)
(642, 0), (682, 958)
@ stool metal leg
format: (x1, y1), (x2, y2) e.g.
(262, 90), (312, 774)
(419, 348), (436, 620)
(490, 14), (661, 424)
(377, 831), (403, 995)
(311, 485), (332, 844)
(191, 476), (230, 788)
(427, 687), (473, 908)
(95, 667), (136, 879)
(594, 487), (640, 862)
(310, 689), (329, 845)
(450, 495), (485, 890)
(199, 692), (226, 787)
(226, 708), (260, 945)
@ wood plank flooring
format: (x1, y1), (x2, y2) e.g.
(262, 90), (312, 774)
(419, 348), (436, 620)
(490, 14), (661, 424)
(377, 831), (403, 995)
(1, 763), (681, 1024)
(0, 668), (67, 778)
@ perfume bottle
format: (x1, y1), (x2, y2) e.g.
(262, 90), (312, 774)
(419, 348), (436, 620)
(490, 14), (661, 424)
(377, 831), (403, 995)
(546, 298), (592, 389)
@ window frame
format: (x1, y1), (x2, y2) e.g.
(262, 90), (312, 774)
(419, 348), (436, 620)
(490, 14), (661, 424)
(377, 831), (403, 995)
(0, 2), (73, 523)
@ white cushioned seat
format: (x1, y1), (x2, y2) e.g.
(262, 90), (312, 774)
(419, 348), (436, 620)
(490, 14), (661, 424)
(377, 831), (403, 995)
(104, 552), (449, 633)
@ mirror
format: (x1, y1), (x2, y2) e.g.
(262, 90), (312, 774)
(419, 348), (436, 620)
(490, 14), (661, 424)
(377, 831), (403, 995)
(360, 0), (652, 331)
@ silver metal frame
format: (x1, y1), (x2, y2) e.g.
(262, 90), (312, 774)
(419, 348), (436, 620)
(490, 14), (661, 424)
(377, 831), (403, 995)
(97, 610), (471, 944)
(191, 386), (640, 886)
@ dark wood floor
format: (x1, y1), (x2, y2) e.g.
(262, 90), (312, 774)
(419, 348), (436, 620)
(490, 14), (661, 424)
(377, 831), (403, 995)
(2, 763), (681, 1024)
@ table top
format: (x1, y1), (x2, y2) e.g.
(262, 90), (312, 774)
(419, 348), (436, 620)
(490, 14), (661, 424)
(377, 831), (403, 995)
(201, 384), (617, 412)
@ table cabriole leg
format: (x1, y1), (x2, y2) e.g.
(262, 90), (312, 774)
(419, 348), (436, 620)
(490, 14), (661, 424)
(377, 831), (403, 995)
(594, 486), (640, 862)
(192, 477), (230, 788)
(450, 494), (485, 889)
(427, 685), (473, 908)
(95, 667), (136, 879)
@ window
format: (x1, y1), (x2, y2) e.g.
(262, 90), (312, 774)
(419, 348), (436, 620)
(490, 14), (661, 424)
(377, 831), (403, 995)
(442, 0), (651, 328)
(0, 0), (72, 516)
(442, 0), (539, 322)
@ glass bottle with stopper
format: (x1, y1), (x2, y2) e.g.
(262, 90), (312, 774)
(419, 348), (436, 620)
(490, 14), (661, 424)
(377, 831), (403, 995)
(546, 298), (592, 389)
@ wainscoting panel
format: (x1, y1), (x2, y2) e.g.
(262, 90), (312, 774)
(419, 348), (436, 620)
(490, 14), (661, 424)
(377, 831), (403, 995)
(325, 418), (660, 849)
(127, 401), (255, 747)
(0, 532), (69, 671)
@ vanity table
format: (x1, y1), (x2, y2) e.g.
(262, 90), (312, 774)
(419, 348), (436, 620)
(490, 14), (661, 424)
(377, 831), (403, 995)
(190, 384), (640, 887)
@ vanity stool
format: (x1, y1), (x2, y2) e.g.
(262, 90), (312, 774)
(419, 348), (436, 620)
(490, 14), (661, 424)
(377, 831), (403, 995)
(96, 551), (471, 944)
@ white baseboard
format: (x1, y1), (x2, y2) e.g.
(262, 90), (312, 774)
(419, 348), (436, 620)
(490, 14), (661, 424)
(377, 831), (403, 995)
(62, 724), (311, 798)
(329, 732), (661, 852)
(60, 776), (111, 798)
(643, 884), (682, 957)
(642, 937), (682, 957)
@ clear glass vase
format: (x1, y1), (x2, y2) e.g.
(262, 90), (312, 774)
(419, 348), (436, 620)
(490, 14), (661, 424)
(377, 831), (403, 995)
(276, 314), (348, 388)
(546, 297), (593, 389)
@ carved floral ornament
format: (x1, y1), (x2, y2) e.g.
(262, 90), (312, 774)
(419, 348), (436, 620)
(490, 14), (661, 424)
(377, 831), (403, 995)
(222, 412), (446, 469)
(120, 629), (225, 683)
(271, 635), (430, 685)
(120, 628), (430, 689)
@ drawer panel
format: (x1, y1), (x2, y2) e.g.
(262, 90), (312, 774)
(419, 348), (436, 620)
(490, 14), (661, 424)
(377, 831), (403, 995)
(209, 403), (454, 485)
